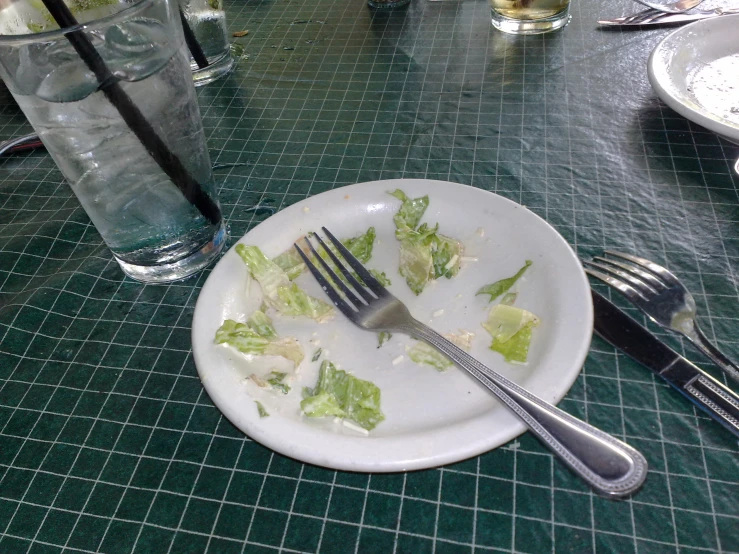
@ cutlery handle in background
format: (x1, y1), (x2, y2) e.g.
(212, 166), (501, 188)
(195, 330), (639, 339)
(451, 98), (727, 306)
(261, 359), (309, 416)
(666, 358), (739, 438)
(407, 321), (649, 498)
(685, 326), (739, 385)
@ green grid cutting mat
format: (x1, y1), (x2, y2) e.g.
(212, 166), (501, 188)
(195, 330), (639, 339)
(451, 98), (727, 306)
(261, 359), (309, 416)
(1, 0), (738, 552)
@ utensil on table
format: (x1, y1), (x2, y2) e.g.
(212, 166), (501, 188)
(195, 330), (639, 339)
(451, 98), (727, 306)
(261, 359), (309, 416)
(599, 6), (739, 25)
(631, 0), (703, 13)
(294, 227), (648, 498)
(584, 251), (739, 384)
(0, 133), (43, 156)
(591, 290), (739, 438)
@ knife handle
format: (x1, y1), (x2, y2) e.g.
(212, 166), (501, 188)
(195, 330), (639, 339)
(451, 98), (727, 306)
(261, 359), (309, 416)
(668, 359), (739, 438)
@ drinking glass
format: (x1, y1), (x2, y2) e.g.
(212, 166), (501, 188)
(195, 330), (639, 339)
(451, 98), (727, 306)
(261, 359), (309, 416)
(0, 0), (227, 283)
(178, 0), (233, 85)
(489, 0), (571, 34)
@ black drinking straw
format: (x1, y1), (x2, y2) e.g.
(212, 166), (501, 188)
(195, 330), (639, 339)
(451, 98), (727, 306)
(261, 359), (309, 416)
(40, 0), (221, 225)
(179, 8), (209, 69)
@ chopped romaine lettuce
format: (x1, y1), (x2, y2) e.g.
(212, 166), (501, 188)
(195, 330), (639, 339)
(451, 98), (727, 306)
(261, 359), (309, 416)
(266, 371), (290, 394)
(370, 269), (391, 287)
(396, 224), (437, 295)
(408, 331), (474, 371)
(408, 341), (453, 371)
(255, 401), (269, 418)
(431, 233), (463, 279)
(272, 248), (305, 280)
(312, 348), (322, 362)
(482, 304), (539, 363)
(476, 261), (532, 303)
(377, 332), (392, 348)
(389, 190), (429, 232)
(215, 319), (304, 368)
(390, 191), (464, 294)
(301, 361), (384, 431)
(246, 310), (277, 339)
(236, 244), (333, 321)
(343, 227), (376, 263)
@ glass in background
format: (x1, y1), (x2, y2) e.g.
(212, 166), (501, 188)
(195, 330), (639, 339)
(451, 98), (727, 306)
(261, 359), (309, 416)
(489, 0), (571, 34)
(179, 0), (233, 85)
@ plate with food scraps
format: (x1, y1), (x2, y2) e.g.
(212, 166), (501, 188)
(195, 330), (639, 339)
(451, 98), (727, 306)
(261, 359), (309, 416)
(648, 14), (739, 145)
(192, 179), (593, 472)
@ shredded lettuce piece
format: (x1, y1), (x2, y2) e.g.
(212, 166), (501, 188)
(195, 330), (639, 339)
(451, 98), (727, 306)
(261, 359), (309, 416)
(246, 310), (277, 339)
(266, 371), (290, 394)
(431, 233), (463, 279)
(477, 261), (532, 303)
(396, 223), (437, 295)
(390, 191), (464, 294)
(215, 319), (304, 367)
(389, 190), (429, 232)
(408, 342), (453, 371)
(408, 331), (474, 371)
(312, 348), (322, 362)
(255, 401), (269, 418)
(301, 361), (384, 431)
(272, 248), (305, 281)
(377, 332), (392, 348)
(482, 304), (539, 363)
(271, 228), (388, 285)
(236, 244), (333, 321)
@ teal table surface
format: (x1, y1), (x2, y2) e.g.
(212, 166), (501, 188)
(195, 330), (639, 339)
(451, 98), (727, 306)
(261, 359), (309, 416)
(1, 0), (738, 552)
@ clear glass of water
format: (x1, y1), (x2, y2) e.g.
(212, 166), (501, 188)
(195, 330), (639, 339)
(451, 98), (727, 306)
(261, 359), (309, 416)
(0, 0), (227, 283)
(179, 0), (233, 85)
(489, 0), (571, 34)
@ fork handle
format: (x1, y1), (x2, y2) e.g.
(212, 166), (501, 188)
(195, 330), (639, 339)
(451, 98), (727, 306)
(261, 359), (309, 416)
(406, 321), (648, 498)
(685, 327), (739, 385)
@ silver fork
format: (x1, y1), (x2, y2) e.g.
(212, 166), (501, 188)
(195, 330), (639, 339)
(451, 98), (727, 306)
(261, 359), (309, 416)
(584, 251), (739, 384)
(295, 228), (648, 498)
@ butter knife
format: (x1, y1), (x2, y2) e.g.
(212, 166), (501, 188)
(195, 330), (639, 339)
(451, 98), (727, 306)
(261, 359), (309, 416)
(592, 290), (739, 438)
(598, 7), (739, 26)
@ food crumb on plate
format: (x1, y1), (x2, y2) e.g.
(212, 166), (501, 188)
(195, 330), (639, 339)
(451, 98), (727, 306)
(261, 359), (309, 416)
(392, 355), (404, 365)
(432, 309), (445, 317)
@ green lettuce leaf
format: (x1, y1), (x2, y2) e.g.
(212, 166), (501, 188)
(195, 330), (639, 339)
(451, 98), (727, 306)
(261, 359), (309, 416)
(377, 332), (392, 348)
(301, 361), (384, 430)
(343, 227), (376, 263)
(389, 189), (429, 232)
(255, 401), (269, 418)
(246, 310), (277, 339)
(477, 261), (532, 303)
(396, 223), (437, 295)
(482, 304), (539, 364)
(408, 341), (453, 371)
(431, 233), (463, 279)
(272, 248), (305, 281)
(266, 371), (290, 394)
(236, 244), (333, 321)
(215, 319), (304, 367)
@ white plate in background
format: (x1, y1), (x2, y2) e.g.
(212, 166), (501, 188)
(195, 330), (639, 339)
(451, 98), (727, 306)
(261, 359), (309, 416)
(648, 14), (739, 144)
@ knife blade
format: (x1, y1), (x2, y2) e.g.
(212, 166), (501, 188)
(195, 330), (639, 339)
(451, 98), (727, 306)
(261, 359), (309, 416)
(598, 8), (739, 26)
(591, 290), (739, 438)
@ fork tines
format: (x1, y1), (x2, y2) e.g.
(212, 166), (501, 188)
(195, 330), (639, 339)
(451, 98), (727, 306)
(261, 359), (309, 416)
(583, 251), (678, 303)
(294, 227), (386, 317)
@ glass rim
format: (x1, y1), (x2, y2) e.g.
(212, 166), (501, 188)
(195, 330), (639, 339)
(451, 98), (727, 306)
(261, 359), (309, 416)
(0, 0), (157, 45)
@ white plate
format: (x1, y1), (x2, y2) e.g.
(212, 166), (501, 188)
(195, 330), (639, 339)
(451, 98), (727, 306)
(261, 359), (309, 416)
(192, 179), (593, 472)
(648, 15), (739, 145)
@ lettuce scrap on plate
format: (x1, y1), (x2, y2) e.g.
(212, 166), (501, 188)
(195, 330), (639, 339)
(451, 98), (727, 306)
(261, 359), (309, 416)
(476, 260), (532, 303)
(236, 244), (334, 321)
(389, 190), (464, 295)
(301, 360), (384, 431)
(215, 315), (304, 368)
(408, 330), (475, 371)
(482, 304), (539, 364)
(272, 227), (390, 287)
